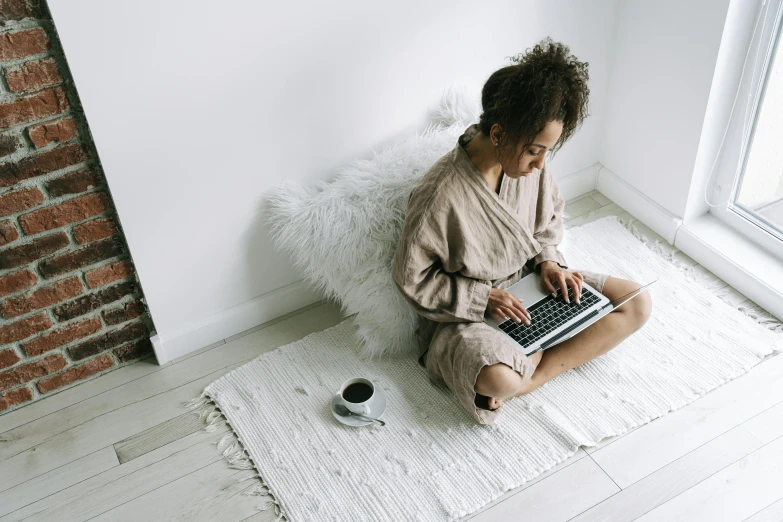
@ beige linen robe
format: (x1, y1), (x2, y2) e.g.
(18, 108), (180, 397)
(392, 123), (609, 424)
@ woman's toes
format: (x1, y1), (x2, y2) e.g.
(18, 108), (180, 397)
(488, 397), (504, 410)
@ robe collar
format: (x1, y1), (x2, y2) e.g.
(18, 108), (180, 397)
(451, 124), (541, 261)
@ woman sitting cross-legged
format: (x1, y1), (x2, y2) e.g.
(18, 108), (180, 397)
(392, 37), (652, 425)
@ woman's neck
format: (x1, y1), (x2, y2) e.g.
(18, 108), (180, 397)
(464, 131), (504, 191)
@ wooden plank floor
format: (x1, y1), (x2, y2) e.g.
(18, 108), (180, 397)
(1, 190), (781, 522)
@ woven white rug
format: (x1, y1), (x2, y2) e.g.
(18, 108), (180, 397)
(184, 215), (783, 522)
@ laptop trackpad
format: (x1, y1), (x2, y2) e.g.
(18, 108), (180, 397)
(505, 272), (550, 303)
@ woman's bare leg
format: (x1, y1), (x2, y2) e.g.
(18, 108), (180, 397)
(485, 277), (652, 408)
(512, 310), (638, 396)
(517, 277), (651, 395)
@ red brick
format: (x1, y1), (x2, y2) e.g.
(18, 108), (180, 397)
(0, 85), (69, 130)
(0, 219), (18, 245)
(0, 311), (51, 343)
(44, 167), (100, 198)
(114, 338), (153, 363)
(0, 352), (65, 391)
(73, 217), (116, 244)
(69, 321), (146, 360)
(0, 28), (49, 62)
(53, 280), (135, 322)
(0, 269), (37, 297)
(0, 141), (87, 187)
(1, 275), (82, 318)
(85, 260), (132, 288)
(26, 115), (76, 148)
(21, 316), (101, 356)
(37, 353), (113, 393)
(0, 231), (69, 270)
(38, 235), (123, 279)
(0, 347), (20, 369)
(0, 187), (44, 217)
(0, 386), (33, 411)
(19, 192), (109, 235)
(0, 1), (47, 22)
(5, 56), (62, 93)
(103, 299), (144, 325)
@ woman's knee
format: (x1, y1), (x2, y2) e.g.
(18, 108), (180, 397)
(607, 277), (652, 328)
(629, 287), (653, 327)
(475, 363), (522, 398)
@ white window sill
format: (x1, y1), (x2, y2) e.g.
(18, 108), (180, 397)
(675, 213), (783, 322)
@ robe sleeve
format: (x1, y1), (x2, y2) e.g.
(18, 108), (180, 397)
(528, 170), (569, 275)
(392, 200), (492, 323)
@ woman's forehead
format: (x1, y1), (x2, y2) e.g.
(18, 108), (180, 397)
(519, 120), (563, 150)
(534, 120), (563, 146)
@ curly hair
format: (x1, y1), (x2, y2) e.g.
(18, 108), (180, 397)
(478, 37), (590, 159)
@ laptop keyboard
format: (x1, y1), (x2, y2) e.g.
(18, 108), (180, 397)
(497, 286), (601, 348)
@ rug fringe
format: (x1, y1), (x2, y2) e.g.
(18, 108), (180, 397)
(614, 215), (783, 338)
(182, 391), (287, 521)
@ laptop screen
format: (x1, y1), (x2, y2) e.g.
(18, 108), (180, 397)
(603, 279), (658, 311)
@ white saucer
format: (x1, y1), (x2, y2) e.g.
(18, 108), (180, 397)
(330, 386), (387, 426)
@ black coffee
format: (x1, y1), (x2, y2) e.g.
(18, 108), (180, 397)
(342, 382), (373, 403)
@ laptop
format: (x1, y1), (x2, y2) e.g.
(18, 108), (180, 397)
(484, 273), (657, 356)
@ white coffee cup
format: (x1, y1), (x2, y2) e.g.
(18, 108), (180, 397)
(338, 377), (375, 416)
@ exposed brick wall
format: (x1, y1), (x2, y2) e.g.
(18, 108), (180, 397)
(0, 1), (156, 414)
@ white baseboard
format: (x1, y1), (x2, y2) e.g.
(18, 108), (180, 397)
(594, 163), (683, 244)
(150, 280), (324, 365)
(559, 162), (685, 244)
(556, 164), (600, 202)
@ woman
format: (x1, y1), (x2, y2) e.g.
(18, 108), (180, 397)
(392, 38), (652, 425)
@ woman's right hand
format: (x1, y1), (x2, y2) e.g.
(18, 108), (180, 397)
(486, 287), (531, 326)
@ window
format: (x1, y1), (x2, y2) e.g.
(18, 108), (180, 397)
(710, 0), (783, 261)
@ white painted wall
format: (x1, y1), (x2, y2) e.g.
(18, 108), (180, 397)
(600, 0), (732, 220)
(48, 0), (620, 351)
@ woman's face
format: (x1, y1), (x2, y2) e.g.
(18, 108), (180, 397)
(497, 119), (563, 178)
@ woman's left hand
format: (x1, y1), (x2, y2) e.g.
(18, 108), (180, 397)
(539, 261), (582, 304)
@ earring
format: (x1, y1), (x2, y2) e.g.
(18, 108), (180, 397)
(495, 142), (498, 146)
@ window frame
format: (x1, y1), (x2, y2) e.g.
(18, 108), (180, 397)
(710, 0), (783, 261)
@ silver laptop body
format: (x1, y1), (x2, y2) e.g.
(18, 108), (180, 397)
(484, 273), (657, 356)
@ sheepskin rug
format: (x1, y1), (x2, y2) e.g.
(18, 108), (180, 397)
(264, 84), (487, 360)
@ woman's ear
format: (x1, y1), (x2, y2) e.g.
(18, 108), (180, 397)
(490, 123), (504, 144)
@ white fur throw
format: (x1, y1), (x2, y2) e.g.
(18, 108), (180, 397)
(264, 84), (489, 359)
